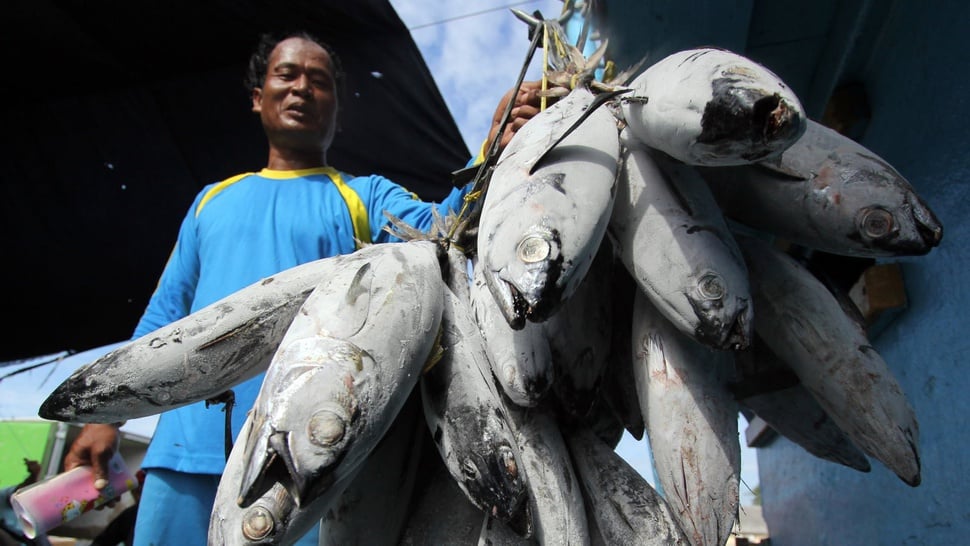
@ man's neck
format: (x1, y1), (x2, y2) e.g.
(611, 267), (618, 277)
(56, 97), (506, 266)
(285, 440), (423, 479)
(265, 148), (328, 171)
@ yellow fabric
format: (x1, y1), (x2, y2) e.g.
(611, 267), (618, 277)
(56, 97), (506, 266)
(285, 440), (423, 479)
(472, 139), (488, 167)
(195, 172), (252, 217)
(196, 167), (371, 248)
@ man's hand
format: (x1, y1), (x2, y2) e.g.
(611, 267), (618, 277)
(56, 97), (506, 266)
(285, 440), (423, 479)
(64, 423), (121, 491)
(486, 80), (556, 155)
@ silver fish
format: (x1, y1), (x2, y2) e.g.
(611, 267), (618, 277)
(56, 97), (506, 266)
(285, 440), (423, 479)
(698, 120), (943, 257)
(477, 85), (620, 328)
(619, 47), (806, 166)
(598, 267), (645, 440)
(546, 240), (615, 419)
(471, 258), (553, 407)
(506, 403), (589, 545)
(237, 241), (444, 509)
(632, 291), (740, 546)
(317, 393), (425, 546)
(732, 335), (871, 472)
(737, 234), (921, 486)
(209, 412), (358, 546)
(565, 426), (690, 546)
(609, 134), (752, 350)
(477, 513), (535, 546)
(421, 266), (529, 526)
(39, 255), (356, 423)
(210, 398), (423, 546)
(398, 449), (492, 545)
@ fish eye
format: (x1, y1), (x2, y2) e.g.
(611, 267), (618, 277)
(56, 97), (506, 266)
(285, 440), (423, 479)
(697, 273), (725, 300)
(307, 410), (346, 447)
(241, 506), (275, 540)
(861, 208), (894, 239)
(516, 235), (550, 263)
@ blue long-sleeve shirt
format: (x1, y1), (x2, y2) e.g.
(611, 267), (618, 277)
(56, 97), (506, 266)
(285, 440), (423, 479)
(136, 167), (469, 474)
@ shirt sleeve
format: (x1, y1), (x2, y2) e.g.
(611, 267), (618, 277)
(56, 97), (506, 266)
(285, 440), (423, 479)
(363, 175), (473, 244)
(131, 192), (204, 338)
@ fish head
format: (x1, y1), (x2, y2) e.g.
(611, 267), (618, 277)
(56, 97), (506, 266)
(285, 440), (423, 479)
(441, 407), (528, 523)
(483, 225), (565, 329)
(238, 345), (364, 508)
(827, 150), (943, 255)
(456, 443), (528, 523)
(38, 348), (196, 422)
(696, 64), (807, 164)
(687, 270), (754, 350)
(210, 485), (296, 545)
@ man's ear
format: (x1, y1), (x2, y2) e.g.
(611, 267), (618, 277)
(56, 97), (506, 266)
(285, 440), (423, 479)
(251, 87), (263, 113)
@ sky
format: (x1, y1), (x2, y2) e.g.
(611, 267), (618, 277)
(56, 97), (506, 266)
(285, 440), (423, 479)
(0, 0), (758, 506)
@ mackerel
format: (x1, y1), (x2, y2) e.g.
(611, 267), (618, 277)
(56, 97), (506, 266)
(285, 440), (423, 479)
(632, 291), (740, 546)
(209, 397), (423, 546)
(318, 393), (425, 545)
(732, 336), (871, 472)
(209, 415), (305, 546)
(477, 85), (620, 328)
(421, 267), (528, 526)
(598, 267), (645, 440)
(699, 120), (943, 257)
(39, 255), (357, 422)
(546, 240), (615, 419)
(506, 403), (589, 545)
(471, 258), (553, 407)
(236, 241), (444, 509)
(610, 134), (752, 350)
(618, 47), (806, 166)
(738, 234), (921, 485)
(566, 426), (690, 545)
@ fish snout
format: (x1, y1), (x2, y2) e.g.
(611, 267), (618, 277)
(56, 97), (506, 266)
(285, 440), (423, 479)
(911, 198), (943, 248)
(688, 275), (753, 350)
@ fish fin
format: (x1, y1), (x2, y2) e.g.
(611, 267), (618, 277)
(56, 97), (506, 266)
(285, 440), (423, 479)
(528, 87), (629, 175)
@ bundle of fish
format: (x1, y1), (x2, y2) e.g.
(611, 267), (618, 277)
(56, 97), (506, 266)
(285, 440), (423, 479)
(39, 36), (942, 546)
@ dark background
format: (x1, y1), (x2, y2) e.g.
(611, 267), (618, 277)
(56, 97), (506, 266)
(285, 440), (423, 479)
(0, 0), (470, 360)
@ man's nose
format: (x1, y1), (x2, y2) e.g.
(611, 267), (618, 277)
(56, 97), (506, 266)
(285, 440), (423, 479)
(292, 75), (312, 96)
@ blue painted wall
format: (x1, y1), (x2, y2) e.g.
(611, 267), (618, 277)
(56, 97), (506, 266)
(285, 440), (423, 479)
(604, 0), (970, 543)
(756, 2), (970, 544)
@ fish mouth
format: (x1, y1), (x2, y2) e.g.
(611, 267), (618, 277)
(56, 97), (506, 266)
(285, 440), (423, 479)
(688, 279), (753, 350)
(462, 445), (529, 525)
(911, 197), (943, 248)
(239, 430), (340, 509)
(725, 301), (754, 350)
(238, 431), (292, 507)
(483, 229), (565, 329)
(38, 387), (76, 421)
(487, 274), (529, 330)
(859, 201), (943, 255)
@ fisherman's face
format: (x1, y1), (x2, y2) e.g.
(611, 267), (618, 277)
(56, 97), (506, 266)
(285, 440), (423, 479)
(252, 37), (338, 152)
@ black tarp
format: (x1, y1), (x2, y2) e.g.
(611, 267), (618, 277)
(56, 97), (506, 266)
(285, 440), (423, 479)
(0, 0), (471, 360)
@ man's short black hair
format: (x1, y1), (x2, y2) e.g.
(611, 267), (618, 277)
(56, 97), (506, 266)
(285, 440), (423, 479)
(244, 31), (345, 95)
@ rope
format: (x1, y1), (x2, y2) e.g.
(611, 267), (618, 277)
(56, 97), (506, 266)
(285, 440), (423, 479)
(446, 16), (546, 245)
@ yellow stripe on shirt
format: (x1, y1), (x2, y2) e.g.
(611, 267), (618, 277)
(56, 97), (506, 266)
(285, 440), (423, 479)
(196, 168), (371, 248)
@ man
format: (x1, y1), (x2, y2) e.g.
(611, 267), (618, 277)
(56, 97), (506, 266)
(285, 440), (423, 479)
(63, 31), (546, 545)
